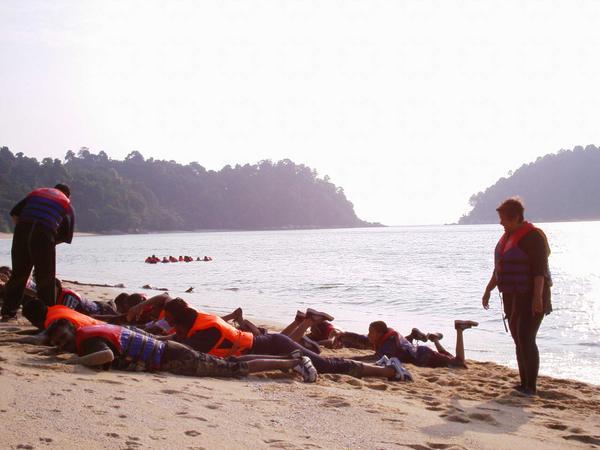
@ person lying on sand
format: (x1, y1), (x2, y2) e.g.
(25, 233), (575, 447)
(0, 267), (38, 306)
(368, 320), (478, 368)
(125, 294), (248, 336)
(45, 320), (318, 382)
(230, 308), (333, 354)
(162, 299), (412, 381)
(1, 299), (105, 345)
(53, 279), (118, 316)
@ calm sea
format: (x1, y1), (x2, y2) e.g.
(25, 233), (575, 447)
(1, 223), (598, 385)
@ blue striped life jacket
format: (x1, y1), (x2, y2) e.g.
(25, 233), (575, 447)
(19, 188), (73, 234)
(76, 324), (165, 370)
(494, 222), (536, 294)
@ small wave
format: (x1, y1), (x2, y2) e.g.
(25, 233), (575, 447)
(577, 342), (600, 348)
(314, 284), (344, 290)
(224, 287), (240, 292)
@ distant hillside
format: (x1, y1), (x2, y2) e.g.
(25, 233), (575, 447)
(459, 145), (600, 224)
(0, 147), (378, 233)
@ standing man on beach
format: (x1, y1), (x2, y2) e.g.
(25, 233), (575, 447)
(1, 184), (74, 322)
(481, 197), (552, 395)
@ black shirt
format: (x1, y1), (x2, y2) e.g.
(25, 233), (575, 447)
(177, 327), (222, 353)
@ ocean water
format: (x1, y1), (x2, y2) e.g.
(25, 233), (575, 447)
(1, 222), (599, 385)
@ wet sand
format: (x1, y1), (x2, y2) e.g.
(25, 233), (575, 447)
(0, 282), (599, 449)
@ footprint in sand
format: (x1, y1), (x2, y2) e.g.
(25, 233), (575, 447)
(106, 432), (120, 438)
(562, 434), (600, 446)
(204, 404), (222, 410)
(39, 437), (53, 443)
(445, 415), (470, 424)
(160, 389), (180, 395)
(426, 406), (445, 412)
(366, 382), (388, 391)
(544, 422), (568, 431)
(427, 443), (466, 449)
(185, 430), (202, 437)
(344, 378), (363, 388)
(467, 413), (499, 425)
(322, 396), (351, 408)
(16, 445), (34, 449)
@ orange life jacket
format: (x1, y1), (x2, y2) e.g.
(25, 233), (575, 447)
(376, 328), (398, 351)
(44, 305), (104, 329)
(186, 312), (253, 357)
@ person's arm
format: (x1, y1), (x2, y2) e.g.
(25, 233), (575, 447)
(532, 276), (544, 315)
(55, 209), (75, 245)
(521, 232), (548, 315)
(482, 271), (497, 310)
(63, 338), (115, 367)
(126, 294), (171, 322)
(9, 198), (27, 224)
(64, 349), (115, 366)
(91, 313), (128, 324)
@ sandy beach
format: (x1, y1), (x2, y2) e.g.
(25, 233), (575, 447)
(0, 282), (599, 450)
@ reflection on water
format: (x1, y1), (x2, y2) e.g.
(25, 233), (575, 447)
(1, 221), (598, 384)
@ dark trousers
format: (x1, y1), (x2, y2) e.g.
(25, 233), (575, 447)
(503, 294), (544, 391)
(1, 222), (56, 317)
(251, 333), (359, 375)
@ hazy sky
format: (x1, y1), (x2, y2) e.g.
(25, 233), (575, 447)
(1, 1), (599, 225)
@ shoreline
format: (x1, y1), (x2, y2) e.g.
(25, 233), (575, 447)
(0, 282), (598, 448)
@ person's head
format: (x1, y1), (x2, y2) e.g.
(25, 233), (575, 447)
(368, 320), (388, 345)
(114, 293), (130, 313)
(127, 293), (146, 309)
(46, 318), (76, 352)
(22, 299), (48, 329)
(163, 298), (195, 335)
(54, 183), (71, 198)
(0, 266), (11, 277)
(496, 197), (525, 233)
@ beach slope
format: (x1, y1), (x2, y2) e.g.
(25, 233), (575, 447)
(0, 284), (599, 449)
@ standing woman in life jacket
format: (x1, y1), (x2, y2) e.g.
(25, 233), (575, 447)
(1, 184), (75, 322)
(481, 197), (552, 395)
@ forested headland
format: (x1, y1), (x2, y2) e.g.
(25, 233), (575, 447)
(0, 147), (378, 233)
(459, 145), (600, 224)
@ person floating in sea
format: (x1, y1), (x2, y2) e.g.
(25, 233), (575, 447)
(43, 320), (318, 382)
(367, 319), (478, 369)
(482, 197), (552, 396)
(1, 184), (74, 322)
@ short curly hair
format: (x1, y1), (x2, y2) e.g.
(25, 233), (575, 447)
(496, 197), (525, 222)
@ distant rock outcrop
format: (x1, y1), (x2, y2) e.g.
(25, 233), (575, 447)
(459, 145), (600, 224)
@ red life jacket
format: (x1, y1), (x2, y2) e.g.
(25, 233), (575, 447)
(44, 305), (104, 329)
(186, 312), (254, 357)
(376, 328), (398, 351)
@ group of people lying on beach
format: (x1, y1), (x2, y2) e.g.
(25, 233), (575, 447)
(0, 267), (478, 385)
(145, 255), (213, 264)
